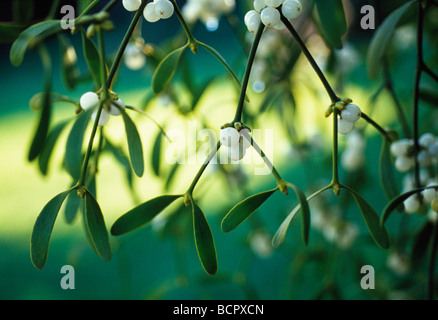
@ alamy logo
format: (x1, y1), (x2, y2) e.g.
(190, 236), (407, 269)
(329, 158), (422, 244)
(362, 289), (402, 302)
(60, 5), (75, 30)
(360, 5), (375, 30)
(360, 265), (375, 290)
(60, 265), (75, 290)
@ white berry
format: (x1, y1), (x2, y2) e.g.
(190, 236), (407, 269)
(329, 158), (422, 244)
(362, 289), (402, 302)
(122, 0), (141, 12)
(245, 10), (258, 26)
(428, 141), (438, 157)
(108, 98), (126, 116)
(260, 7), (280, 27)
(144, 2), (160, 22)
(423, 184), (438, 203)
(419, 133), (436, 148)
(92, 109), (110, 127)
(264, 0), (283, 8)
(155, 0), (174, 19)
(395, 156), (414, 172)
(342, 148), (364, 172)
(254, 0), (266, 12)
(245, 10), (261, 33)
(220, 127), (240, 147)
(390, 139), (413, 158)
(124, 43), (146, 70)
(341, 104), (361, 123)
(337, 117), (354, 135)
(403, 195), (420, 214)
(282, 0), (302, 20)
(80, 92), (99, 111)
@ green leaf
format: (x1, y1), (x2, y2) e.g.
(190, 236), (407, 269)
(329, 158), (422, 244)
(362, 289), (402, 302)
(9, 12), (109, 67)
(28, 89), (51, 162)
(104, 138), (133, 188)
(64, 187), (82, 224)
(221, 188), (278, 233)
(379, 137), (400, 203)
(366, 0), (416, 79)
(38, 119), (70, 175)
(152, 44), (188, 95)
(65, 109), (93, 180)
(152, 130), (162, 176)
(164, 162), (180, 191)
(10, 20), (62, 66)
(81, 28), (104, 88)
(30, 92), (77, 111)
(121, 110), (145, 177)
(84, 190), (112, 261)
(272, 186), (329, 248)
(191, 197), (217, 275)
(381, 186), (436, 224)
(111, 195), (181, 236)
(287, 183), (311, 245)
(343, 186), (390, 249)
(31, 189), (73, 269)
(314, 0), (347, 49)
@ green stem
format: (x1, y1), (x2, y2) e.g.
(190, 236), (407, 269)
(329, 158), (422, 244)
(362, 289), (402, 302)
(102, 0), (120, 12)
(171, 0), (198, 52)
(423, 63), (438, 83)
(233, 22), (265, 123)
(413, 0), (424, 189)
(361, 112), (391, 141)
(106, 0), (147, 89)
(249, 135), (287, 194)
(186, 142), (221, 195)
(281, 15), (339, 104)
(78, 27), (108, 187)
(331, 108), (340, 194)
(76, 0), (102, 19)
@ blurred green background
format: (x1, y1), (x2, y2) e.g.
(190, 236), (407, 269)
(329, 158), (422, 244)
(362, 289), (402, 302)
(1, 0), (437, 300)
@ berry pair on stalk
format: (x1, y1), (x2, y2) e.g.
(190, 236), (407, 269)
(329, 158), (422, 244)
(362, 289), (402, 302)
(80, 91), (126, 126)
(219, 124), (252, 162)
(245, 0), (303, 33)
(325, 98), (362, 135)
(122, 0), (175, 22)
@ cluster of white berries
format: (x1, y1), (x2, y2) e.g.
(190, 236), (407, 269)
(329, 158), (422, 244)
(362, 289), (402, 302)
(402, 179), (438, 215)
(341, 130), (366, 172)
(390, 133), (438, 173)
(79, 91), (126, 126)
(182, 0), (235, 31)
(122, 0), (175, 22)
(386, 250), (409, 275)
(337, 103), (362, 135)
(311, 199), (358, 249)
(124, 42), (146, 70)
(390, 132), (438, 215)
(244, 0), (302, 33)
(219, 126), (251, 161)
